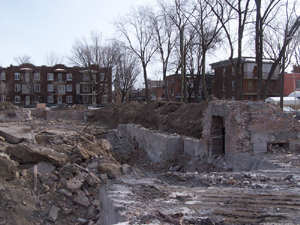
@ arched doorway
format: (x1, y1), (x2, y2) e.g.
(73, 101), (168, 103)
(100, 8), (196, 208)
(211, 116), (225, 156)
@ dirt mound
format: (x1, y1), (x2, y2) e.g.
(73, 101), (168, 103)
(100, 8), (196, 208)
(96, 100), (209, 138)
(0, 102), (18, 111)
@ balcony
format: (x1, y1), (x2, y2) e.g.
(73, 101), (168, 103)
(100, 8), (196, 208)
(243, 72), (279, 79)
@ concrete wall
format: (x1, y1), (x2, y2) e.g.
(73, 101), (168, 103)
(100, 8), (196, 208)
(125, 124), (182, 166)
(0, 110), (32, 122)
(30, 109), (85, 120)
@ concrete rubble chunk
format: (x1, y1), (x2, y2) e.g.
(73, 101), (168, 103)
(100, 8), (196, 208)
(36, 162), (55, 175)
(122, 164), (132, 175)
(48, 205), (59, 222)
(0, 153), (19, 181)
(5, 143), (68, 167)
(66, 175), (85, 192)
(73, 191), (90, 208)
(0, 125), (35, 144)
(86, 173), (101, 187)
(74, 145), (90, 159)
(97, 163), (123, 180)
(59, 188), (72, 197)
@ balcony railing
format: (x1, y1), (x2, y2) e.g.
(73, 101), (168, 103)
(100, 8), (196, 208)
(243, 72), (279, 79)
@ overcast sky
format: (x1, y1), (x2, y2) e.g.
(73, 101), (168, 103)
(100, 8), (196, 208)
(0, 0), (154, 67)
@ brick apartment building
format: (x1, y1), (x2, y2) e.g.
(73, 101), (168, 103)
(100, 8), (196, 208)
(0, 63), (112, 107)
(210, 57), (280, 101)
(284, 65), (300, 96)
(165, 73), (214, 102)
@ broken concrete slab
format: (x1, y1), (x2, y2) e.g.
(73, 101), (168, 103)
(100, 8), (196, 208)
(48, 205), (59, 222)
(73, 191), (90, 208)
(97, 163), (123, 180)
(5, 143), (68, 167)
(0, 153), (19, 181)
(0, 125), (35, 144)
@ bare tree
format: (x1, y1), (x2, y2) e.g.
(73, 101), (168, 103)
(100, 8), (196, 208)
(114, 6), (157, 102)
(45, 51), (64, 66)
(14, 55), (32, 65)
(207, 0), (252, 100)
(69, 31), (119, 103)
(114, 49), (140, 102)
(262, 1), (300, 101)
(149, 7), (178, 101)
(189, 0), (223, 101)
(159, 0), (196, 103)
(255, 0), (281, 100)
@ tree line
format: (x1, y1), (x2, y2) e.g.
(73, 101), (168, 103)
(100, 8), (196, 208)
(14, 0), (300, 103)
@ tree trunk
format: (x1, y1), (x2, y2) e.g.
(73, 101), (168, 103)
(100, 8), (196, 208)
(142, 61), (149, 101)
(202, 49), (209, 100)
(180, 28), (184, 103)
(163, 64), (169, 101)
(255, 0), (263, 101)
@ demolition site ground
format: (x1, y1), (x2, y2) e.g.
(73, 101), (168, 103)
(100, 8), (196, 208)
(0, 101), (300, 225)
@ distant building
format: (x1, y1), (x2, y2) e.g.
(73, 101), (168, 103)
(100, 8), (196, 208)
(165, 73), (214, 102)
(0, 64), (112, 107)
(284, 65), (300, 96)
(210, 57), (280, 101)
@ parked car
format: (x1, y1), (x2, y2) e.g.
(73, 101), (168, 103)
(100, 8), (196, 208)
(283, 106), (296, 116)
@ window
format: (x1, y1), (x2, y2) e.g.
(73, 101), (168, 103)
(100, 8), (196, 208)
(66, 73), (72, 81)
(15, 96), (21, 103)
(15, 84), (21, 92)
(48, 95), (54, 103)
(223, 82), (225, 91)
(22, 84), (30, 93)
(232, 81), (235, 90)
(57, 96), (62, 104)
(58, 85), (65, 93)
(297, 80), (300, 89)
(0, 83), (5, 92)
(100, 73), (105, 81)
(248, 80), (253, 90)
(102, 95), (108, 104)
(92, 96), (96, 105)
(1, 72), (6, 80)
(76, 84), (80, 94)
(223, 68), (226, 77)
(47, 73), (54, 81)
(47, 84), (54, 92)
(232, 67), (235, 76)
(34, 84), (40, 92)
(1, 95), (6, 102)
(83, 74), (90, 81)
(66, 96), (73, 103)
(92, 74), (96, 82)
(66, 84), (72, 92)
(83, 96), (89, 103)
(58, 73), (63, 82)
(83, 85), (89, 93)
(14, 73), (20, 80)
(25, 72), (30, 82)
(34, 72), (40, 81)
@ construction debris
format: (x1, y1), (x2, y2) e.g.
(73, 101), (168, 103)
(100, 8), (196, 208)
(0, 100), (300, 224)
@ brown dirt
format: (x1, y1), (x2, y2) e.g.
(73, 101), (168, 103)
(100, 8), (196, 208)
(96, 100), (209, 138)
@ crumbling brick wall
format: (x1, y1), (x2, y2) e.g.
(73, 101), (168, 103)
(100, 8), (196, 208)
(203, 101), (300, 156)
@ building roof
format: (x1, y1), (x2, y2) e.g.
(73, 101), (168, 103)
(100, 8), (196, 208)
(210, 57), (275, 68)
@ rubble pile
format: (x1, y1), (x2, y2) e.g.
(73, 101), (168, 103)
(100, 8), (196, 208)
(0, 119), (138, 225)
